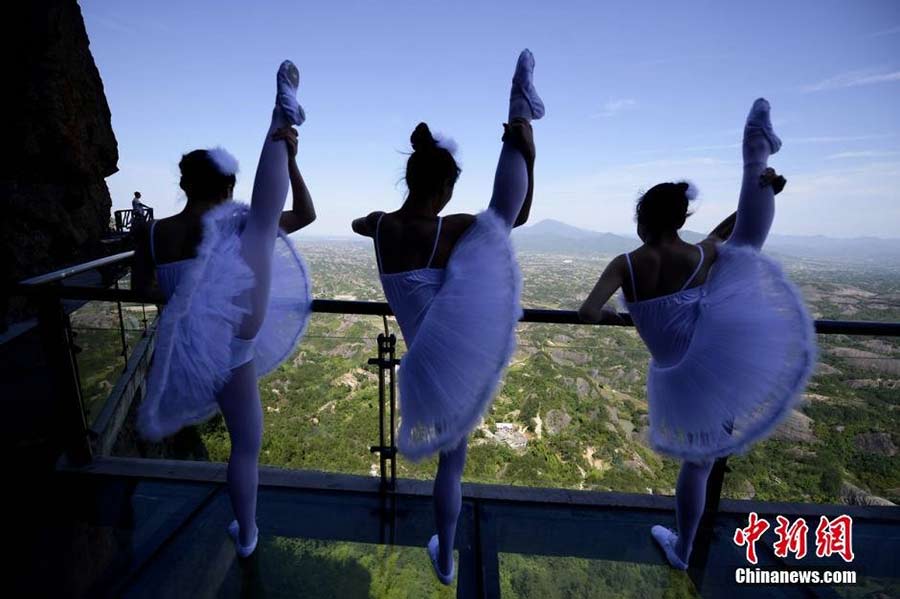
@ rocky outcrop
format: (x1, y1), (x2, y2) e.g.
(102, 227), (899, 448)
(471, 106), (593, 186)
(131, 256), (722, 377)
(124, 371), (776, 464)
(772, 410), (816, 443)
(853, 432), (898, 457)
(544, 409), (572, 435)
(847, 379), (900, 390)
(840, 482), (896, 507)
(1, 1), (118, 314)
(829, 348), (900, 376)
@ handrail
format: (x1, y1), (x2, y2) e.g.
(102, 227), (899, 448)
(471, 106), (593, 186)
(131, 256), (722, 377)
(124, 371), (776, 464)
(19, 251), (135, 286)
(11, 284), (900, 336)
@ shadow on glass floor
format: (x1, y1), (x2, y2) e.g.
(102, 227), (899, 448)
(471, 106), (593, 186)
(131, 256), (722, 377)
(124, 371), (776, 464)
(484, 502), (899, 599)
(123, 488), (473, 598)
(15, 474), (899, 599)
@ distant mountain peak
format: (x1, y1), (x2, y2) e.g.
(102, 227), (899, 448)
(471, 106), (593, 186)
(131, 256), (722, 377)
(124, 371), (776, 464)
(521, 219), (604, 240)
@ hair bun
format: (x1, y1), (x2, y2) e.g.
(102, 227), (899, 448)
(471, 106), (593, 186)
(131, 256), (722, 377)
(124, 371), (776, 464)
(411, 122), (437, 152)
(677, 180), (699, 202)
(206, 146), (239, 176)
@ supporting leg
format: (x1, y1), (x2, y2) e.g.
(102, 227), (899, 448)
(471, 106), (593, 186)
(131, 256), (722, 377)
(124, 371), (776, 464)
(430, 438), (468, 583)
(217, 360), (263, 550)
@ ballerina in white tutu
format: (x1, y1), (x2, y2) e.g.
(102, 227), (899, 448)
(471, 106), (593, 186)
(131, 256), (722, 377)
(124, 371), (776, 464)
(132, 60), (314, 558)
(579, 98), (816, 570)
(352, 49), (544, 585)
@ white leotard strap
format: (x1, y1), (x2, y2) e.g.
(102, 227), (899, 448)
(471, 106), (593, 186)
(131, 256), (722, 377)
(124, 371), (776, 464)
(680, 245), (705, 291)
(426, 217), (443, 268)
(624, 253), (638, 301)
(149, 220), (158, 265)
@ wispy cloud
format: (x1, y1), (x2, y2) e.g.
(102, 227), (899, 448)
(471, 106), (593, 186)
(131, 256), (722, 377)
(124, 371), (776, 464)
(591, 98), (637, 118)
(640, 133), (893, 157)
(87, 13), (137, 35)
(826, 150), (899, 160)
(803, 68), (900, 92)
(678, 143), (741, 153)
(791, 133), (895, 144)
(867, 25), (900, 38)
(543, 154), (900, 237)
(629, 51), (739, 70)
(82, 8), (175, 36)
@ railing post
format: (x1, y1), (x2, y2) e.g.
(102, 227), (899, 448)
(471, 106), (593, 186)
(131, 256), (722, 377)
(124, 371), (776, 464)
(368, 325), (400, 492)
(140, 302), (148, 335)
(387, 332), (397, 486)
(37, 295), (92, 465)
(114, 279), (128, 366)
(369, 334), (386, 489)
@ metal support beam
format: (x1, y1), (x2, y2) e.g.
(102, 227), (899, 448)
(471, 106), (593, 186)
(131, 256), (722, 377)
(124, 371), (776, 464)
(36, 295), (92, 465)
(368, 330), (400, 492)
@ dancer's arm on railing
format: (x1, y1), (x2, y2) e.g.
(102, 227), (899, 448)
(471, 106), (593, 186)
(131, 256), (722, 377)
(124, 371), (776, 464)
(275, 127), (316, 234)
(578, 256), (627, 325)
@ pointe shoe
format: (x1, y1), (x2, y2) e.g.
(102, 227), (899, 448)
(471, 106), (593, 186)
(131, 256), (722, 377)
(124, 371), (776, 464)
(509, 49), (545, 121)
(427, 534), (456, 585)
(228, 519), (259, 558)
(651, 525), (688, 570)
(745, 97), (781, 154)
(276, 59), (306, 126)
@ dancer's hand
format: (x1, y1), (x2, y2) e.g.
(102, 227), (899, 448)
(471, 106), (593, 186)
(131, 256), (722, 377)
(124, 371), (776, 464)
(272, 126), (299, 159)
(760, 167), (786, 195)
(600, 306), (626, 326)
(503, 119), (535, 166)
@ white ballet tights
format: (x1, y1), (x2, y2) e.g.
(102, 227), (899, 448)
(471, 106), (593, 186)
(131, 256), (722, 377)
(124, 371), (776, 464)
(431, 60), (538, 576)
(217, 107), (293, 546)
(729, 101), (778, 250)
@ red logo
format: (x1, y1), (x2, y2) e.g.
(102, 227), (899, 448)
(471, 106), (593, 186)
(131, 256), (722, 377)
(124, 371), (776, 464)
(773, 516), (809, 559)
(733, 513), (855, 564)
(733, 511), (770, 564)
(815, 515), (855, 563)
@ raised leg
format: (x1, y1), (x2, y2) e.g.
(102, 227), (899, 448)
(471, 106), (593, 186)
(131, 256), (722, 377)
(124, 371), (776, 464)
(237, 61), (304, 338)
(488, 138), (531, 229)
(489, 50), (543, 229)
(728, 98), (781, 250)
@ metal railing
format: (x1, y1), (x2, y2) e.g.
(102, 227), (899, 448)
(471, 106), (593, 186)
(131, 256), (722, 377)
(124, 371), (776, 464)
(113, 208), (154, 233)
(12, 252), (900, 515)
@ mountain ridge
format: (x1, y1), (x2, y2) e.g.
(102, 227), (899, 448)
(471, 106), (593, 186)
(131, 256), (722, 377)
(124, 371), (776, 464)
(512, 219), (900, 264)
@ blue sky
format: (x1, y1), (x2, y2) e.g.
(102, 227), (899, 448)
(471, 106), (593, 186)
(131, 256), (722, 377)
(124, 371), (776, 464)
(81, 0), (900, 237)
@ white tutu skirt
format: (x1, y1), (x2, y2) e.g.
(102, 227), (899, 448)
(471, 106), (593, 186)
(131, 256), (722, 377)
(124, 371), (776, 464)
(646, 243), (817, 462)
(138, 201), (311, 441)
(397, 209), (523, 461)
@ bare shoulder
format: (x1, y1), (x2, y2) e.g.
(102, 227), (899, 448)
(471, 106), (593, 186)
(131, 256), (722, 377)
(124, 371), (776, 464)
(697, 238), (720, 261)
(438, 213), (475, 246)
(604, 253), (630, 278)
(442, 213), (476, 233)
(352, 210), (386, 237)
(610, 253), (628, 271)
(150, 214), (180, 235)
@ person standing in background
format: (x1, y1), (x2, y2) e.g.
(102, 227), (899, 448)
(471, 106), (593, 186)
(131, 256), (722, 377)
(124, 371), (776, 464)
(131, 191), (150, 230)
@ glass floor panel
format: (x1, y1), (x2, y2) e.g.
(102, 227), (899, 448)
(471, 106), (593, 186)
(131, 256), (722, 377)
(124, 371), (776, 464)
(498, 553), (700, 599)
(16, 470), (900, 599)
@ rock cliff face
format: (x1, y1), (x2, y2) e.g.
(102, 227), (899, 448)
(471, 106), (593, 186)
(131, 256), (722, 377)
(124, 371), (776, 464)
(0, 0), (118, 306)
